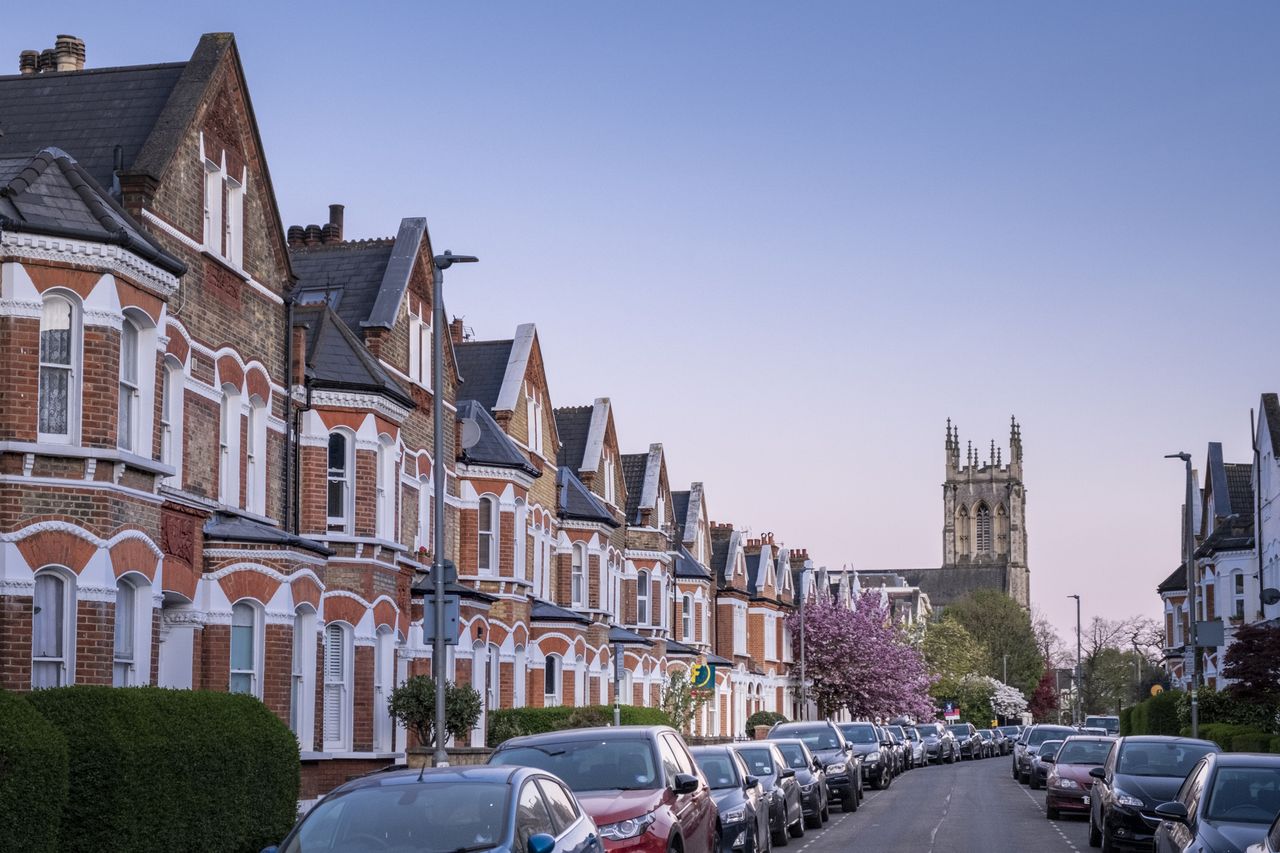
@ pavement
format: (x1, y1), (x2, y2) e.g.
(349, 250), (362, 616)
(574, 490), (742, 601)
(790, 755), (1092, 853)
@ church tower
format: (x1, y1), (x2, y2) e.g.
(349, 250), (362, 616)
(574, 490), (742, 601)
(942, 417), (1029, 607)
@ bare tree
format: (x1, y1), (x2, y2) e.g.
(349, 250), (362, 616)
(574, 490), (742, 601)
(1032, 608), (1069, 668)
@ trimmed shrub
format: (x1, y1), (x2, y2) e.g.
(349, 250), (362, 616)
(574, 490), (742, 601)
(1146, 690), (1182, 735)
(1269, 736), (1280, 754)
(1130, 701), (1149, 735)
(1119, 706), (1133, 736)
(0, 690), (67, 853)
(27, 686), (299, 853)
(1197, 723), (1255, 750)
(488, 705), (673, 747)
(1230, 732), (1272, 753)
(745, 710), (789, 737)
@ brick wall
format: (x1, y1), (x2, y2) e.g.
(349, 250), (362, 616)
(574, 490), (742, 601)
(0, 596), (33, 690)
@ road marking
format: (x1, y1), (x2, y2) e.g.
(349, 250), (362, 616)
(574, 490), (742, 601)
(1016, 781), (1079, 851)
(927, 790), (953, 852)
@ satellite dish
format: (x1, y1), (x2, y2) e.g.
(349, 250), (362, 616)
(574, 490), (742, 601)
(1262, 588), (1280, 606)
(460, 416), (481, 451)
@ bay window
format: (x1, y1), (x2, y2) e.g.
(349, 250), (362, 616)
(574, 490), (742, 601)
(571, 544), (585, 607)
(32, 570), (73, 688)
(229, 601), (261, 696)
(323, 622), (353, 751)
(38, 295), (78, 442)
(117, 317), (140, 451)
(327, 431), (353, 531)
(637, 571), (650, 626)
(113, 578), (136, 686)
(478, 496), (498, 575)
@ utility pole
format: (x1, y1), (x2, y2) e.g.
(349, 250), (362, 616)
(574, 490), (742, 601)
(1167, 452), (1198, 739)
(1002, 654), (1008, 685)
(799, 575), (807, 720)
(1069, 594), (1082, 724)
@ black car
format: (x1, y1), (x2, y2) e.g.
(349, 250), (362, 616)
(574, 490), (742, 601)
(948, 723), (982, 760)
(1088, 736), (1221, 851)
(1016, 725), (1077, 784)
(772, 738), (830, 829)
(996, 725), (1023, 755)
(887, 726), (916, 770)
(691, 746), (773, 853)
(836, 722), (892, 789)
(976, 729), (997, 759)
(769, 722), (862, 811)
(916, 722), (960, 765)
(1030, 739), (1066, 790)
(735, 742), (805, 846)
(1153, 752), (1280, 853)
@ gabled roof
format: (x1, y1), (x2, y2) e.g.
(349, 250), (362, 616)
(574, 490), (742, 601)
(531, 598), (590, 625)
(671, 491), (691, 539)
(622, 453), (649, 521)
(456, 339), (514, 410)
(673, 544), (711, 580)
(554, 405), (593, 470)
(0, 148), (185, 275)
(1225, 464), (1254, 517)
(457, 399), (540, 477)
(745, 553), (762, 593)
(1158, 565), (1188, 594)
(1261, 394), (1280, 459)
(897, 566), (1008, 609)
(293, 304), (414, 408)
(557, 467), (617, 526)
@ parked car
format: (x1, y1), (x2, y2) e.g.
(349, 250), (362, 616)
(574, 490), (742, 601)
(1015, 725), (1077, 784)
(735, 742), (805, 846)
(1154, 752), (1280, 853)
(771, 738), (830, 829)
(1088, 736), (1221, 852)
(1030, 739), (1066, 790)
(976, 729), (998, 759)
(1079, 727), (1110, 737)
(835, 721), (891, 789)
(691, 746), (772, 853)
(1045, 736), (1116, 821)
(916, 722), (960, 765)
(948, 723), (983, 761)
(996, 725), (1023, 755)
(900, 725), (926, 767)
(264, 765), (603, 853)
(877, 726), (905, 777)
(1084, 715), (1121, 737)
(1246, 809), (1280, 853)
(887, 725), (915, 770)
(769, 721), (862, 810)
(489, 725), (717, 853)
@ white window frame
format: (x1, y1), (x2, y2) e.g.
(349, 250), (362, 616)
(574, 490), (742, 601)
(374, 629), (396, 753)
(376, 436), (397, 541)
(290, 608), (317, 747)
(1233, 573), (1246, 620)
(417, 476), (433, 551)
(408, 308), (432, 389)
(117, 316), (140, 452)
(637, 571), (650, 626)
(514, 501), (527, 580)
(229, 600), (263, 697)
(160, 356), (184, 486)
(544, 654), (562, 707)
(203, 157), (223, 253)
(733, 606), (747, 655)
(681, 594), (693, 641)
(32, 568), (75, 688)
(513, 646), (527, 708)
(218, 386), (241, 506)
(603, 455), (616, 506)
(327, 430), (354, 532)
(525, 382), (543, 455)
(225, 172), (244, 268)
(570, 544), (586, 608)
(478, 496), (498, 575)
(764, 613), (778, 661)
(323, 622), (354, 751)
(113, 577), (138, 686)
(655, 493), (666, 530)
(37, 293), (80, 444)
(245, 397), (267, 515)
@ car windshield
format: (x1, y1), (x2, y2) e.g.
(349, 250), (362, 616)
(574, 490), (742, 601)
(1205, 767), (1280, 824)
(775, 743), (810, 770)
(947, 726), (970, 737)
(842, 725), (878, 744)
(737, 748), (776, 776)
(1038, 740), (1064, 758)
(782, 727), (841, 750)
(1085, 717), (1120, 734)
(1117, 742), (1217, 778)
(693, 753), (741, 790)
(282, 782), (509, 853)
(978, 731), (992, 739)
(888, 726), (907, 739)
(915, 725), (941, 739)
(491, 739), (659, 791)
(998, 726), (1020, 736)
(1057, 741), (1113, 766)
(1028, 728), (1074, 747)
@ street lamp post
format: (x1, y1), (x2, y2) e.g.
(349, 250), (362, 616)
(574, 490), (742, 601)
(1068, 594), (1082, 724)
(799, 577), (807, 721)
(1166, 451), (1198, 739)
(431, 251), (477, 767)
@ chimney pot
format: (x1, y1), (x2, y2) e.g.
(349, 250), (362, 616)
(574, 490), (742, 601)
(287, 225), (305, 249)
(38, 49), (57, 73)
(19, 50), (38, 75)
(327, 204), (344, 240)
(54, 35), (84, 72)
(321, 223), (341, 244)
(304, 224), (323, 247)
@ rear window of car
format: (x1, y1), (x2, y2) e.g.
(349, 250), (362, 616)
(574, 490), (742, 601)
(1037, 740), (1064, 758)
(840, 725), (878, 744)
(1028, 727), (1074, 747)
(775, 743), (810, 769)
(1117, 741), (1217, 778)
(737, 747), (776, 776)
(778, 725), (841, 750)
(491, 738), (660, 791)
(1056, 740), (1113, 766)
(692, 752), (740, 789)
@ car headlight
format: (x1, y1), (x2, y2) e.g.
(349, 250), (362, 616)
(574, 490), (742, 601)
(721, 806), (747, 823)
(1113, 789), (1144, 809)
(826, 763), (846, 774)
(865, 752), (879, 763)
(1051, 778), (1079, 790)
(599, 812), (657, 841)
(800, 783), (815, 794)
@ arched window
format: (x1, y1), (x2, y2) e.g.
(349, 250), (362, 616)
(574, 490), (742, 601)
(478, 496), (498, 575)
(374, 629), (396, 752)
(117, 317), (140, 451)
(229, 601), (261, 696)
(574, 655), (586, 706)
(637, 571), (650, 625)
(33, 570), (74, 688)
(160, 356), (184, 485)
(544, 654), (561, 706)
(376, 436), (398, 541)
(290, 607), (317, 744)
(218, 386), (240, 505)
(513, 645), (527, 707)
(245, 397), (267, 515)
(976, 504), (992, 554)
(113, 578), (136, 686)
(682, 594), (693, 641)
(38, 295), (78, 441)
(327, 432), (352, 530)
(323, 622), (353, 751)
(958, 506), (970, 556)
(571, 544), (586, 607)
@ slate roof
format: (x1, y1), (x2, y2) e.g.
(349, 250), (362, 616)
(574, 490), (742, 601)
(293, 304), (414, 408)
(457, 399), (540, 477)
(895, 566), (1008, 609)
(607, 626), (653, 646)
(711, 534), (734, 587)
(1263, 394), (1280, 459)
(671, 491), (691, 539)
(530, 598), (590, 625)
(455, 340), (514, 410)
(0, 148), (186, 275)
(1158, 565), (1188, 594)
(291, 240), (395, 334)
(554, 406), (593, 470)
(0, 62), (186, 189)
(1195, 515), (1254, 558)
(673, 545), (711, 580)
(621, 453), (648, 521)
(557, 467), (617, 526)
(203, 512), (331, 555)
(1225, 464), (1254, 517)
(745, 553), (762, 593)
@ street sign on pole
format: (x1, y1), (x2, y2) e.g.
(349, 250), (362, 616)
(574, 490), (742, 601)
(421, 594), (460, 645)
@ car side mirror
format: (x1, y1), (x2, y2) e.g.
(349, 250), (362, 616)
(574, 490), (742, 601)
(813, 759), (823, 772)
(1153, 802), (1189, 824)
(779, 767), (796, 779)
(1089, 767), (1106, 781)
(1042, 756), (1055, 764)
(745, 775), (760, 790)
(528, 832), (557, 853)
(673, 772), (700, 795)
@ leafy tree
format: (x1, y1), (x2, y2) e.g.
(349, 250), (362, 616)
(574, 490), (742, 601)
(660, 669), (710, 734)
(388, 676), (482, 749)
(1029, 670), (1059, 722)
(943, 589), (1043, 694)
(1222, 623), (1280, 708)
(923, 618), (987, 688)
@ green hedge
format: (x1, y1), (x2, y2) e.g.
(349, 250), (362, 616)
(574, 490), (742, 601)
(1197, 723), (1255, 749)
(1231, 732), (1273, 753)
(488, 704), (673, 747)
(0, 690), (67, 853)
(26, 686), (299, 853)
(1119, 706), (1134, 736)
(745, 711), (789, 737)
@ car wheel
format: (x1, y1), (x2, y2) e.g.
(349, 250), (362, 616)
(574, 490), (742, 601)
(804, 810), (821, 830)
(772, 822), (789, 848)
(1030, 775), (1040, 791)
(789, 815), (805, 839)
(1099, 825), (1116, 853)
(820, 796), (830, 822)
(1087, 813), (1101, 848)
(844, 792), (858, 813)
(1046, 806), (1059, 821)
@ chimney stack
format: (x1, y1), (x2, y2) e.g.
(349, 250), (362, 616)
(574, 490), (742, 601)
(450, 317), (466, 345)
(327, 204), (344, 241)
(321, 223), (341, 244)
(18, 51), (38, 75)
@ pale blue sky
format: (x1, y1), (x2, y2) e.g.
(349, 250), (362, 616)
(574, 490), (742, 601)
(7, 3), (1279, 638)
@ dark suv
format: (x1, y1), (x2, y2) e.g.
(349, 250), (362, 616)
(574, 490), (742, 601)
(915, 722), (959, 765)
(947, 723), (982, 761)
(768, 721), (862, 811)
(836, 722), (891, 789)
(1014, 724), (1077, 785)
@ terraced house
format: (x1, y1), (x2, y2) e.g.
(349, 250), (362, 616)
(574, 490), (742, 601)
(0, 31), (808, 797)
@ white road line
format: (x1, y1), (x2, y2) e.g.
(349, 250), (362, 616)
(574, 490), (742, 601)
(927, 790), (953, 852)
(1016, 781), (1078, 850)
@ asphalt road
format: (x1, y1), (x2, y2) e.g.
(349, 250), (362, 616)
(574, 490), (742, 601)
(790, 755), (1092, 853)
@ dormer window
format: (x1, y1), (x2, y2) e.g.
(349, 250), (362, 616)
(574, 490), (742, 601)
(603, 455), (616, 505)
(654, 493), (666, 530)
(525, 382), (544, 456)
(407, 306), (432, 389)
(203, 158), (223, 253)
(201, 141), (246, 267)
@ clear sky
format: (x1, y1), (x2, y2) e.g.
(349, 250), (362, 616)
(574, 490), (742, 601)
(7, 2), (1279, 639)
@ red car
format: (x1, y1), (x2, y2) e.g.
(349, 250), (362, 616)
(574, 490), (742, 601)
(1044, 735), (1115, 820)
(490, 725), (717, 853)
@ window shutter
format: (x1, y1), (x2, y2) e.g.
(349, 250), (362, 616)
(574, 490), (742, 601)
(323, 624), (345, 746)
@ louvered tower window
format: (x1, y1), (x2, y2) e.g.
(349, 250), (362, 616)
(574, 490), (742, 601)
(976, 505), (992, 554)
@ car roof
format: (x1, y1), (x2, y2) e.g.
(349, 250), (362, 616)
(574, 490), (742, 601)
(690, 745), (735, 755)
(1061, 735), (1116, 743)
(776, 721), (837, 729)
(1118, 736), (1219, 748)
(1201, 752), (1280, 767)
(496, 725), (670, 748)
(769, 737), (811, 748)
(337, 765), (523, 792)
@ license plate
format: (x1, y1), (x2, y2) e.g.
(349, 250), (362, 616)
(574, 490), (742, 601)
(1082, 796), (1090, 805)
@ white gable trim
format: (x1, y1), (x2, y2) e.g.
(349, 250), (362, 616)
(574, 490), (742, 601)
(640, 443), (663, 509)
(581, 398), (610, 473)
(494, 323), (537, 412)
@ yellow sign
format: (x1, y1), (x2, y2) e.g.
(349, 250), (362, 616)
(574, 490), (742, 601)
(1150, 684), (1164, 697)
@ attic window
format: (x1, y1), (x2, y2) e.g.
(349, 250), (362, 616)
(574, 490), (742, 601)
(407, 307), (432, 389)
